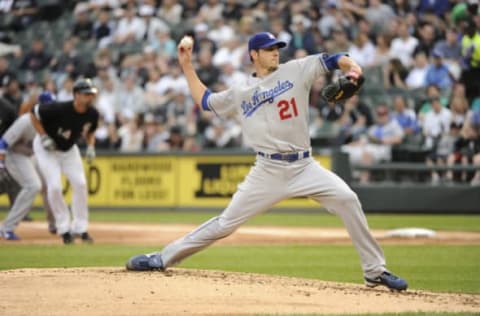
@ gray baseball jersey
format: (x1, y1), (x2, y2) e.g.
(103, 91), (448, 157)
(1, 114), (53, 233)
(156, 54), (388, 280)
(207, 55), (326, 153)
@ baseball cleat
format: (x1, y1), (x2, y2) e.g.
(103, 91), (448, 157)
(48, 223), (57, 235)
(78, 232), (94, 244)
(126, 253), (164, 271)
(62, 232), (74, 245)
(2, 231), (21, 241)
(365, 271), (408, 291)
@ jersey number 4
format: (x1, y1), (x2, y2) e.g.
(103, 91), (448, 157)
(277, 98), (298, 120)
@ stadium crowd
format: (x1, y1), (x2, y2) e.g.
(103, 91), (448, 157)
(0, 0), (479, 184)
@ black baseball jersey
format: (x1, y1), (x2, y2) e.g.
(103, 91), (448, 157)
(0, 97), (17, 136)
(37, 100), (99, 151)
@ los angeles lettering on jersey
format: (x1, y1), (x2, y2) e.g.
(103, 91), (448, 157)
(241, 80), (294, 117)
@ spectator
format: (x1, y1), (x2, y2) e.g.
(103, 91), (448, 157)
(144, 67), (170, 113)
(326, 27), (351, 54)
(203, 117), (242, 149)
(449, 95), (470, 129)
(425, 49), (454, 89)
(207, 17), (235, 47)
(427, 117), (461, 185)
(144, 112), (168, 152)
(196, 0), (223, 25)
(212, 37), (244, 70)
(433, 28), (462, 61)
(445, 109), (480, 184)
(56, 76), (74, 101)
(372, 33), (391, 66)
(113, 6), (146, 44)
(348, 32), (376, 68)
(0, 57), (16, 91)
(287, 14), (317, 57)
(337, 95), (374, 145)
(165, 89), (195, 128)
(389, 20), (419, 67)
(95, 76), (118, 124)
(115, 73), (147, 120)
(342, 105), (405, 183)
(418, 84), (449, 117)
(50, 39), (83, 83)
(318, 2), (348, 39)
(72, 5), (94, 42)
(222, 0), (242, 21)
(383, 58), (408, 89)
(460, 18), (480, 104)
(1, 77), (23, 111)
(422, 97), (452, 150)
(157, 0), (183, 27)
(156, 125), (185, 151)
(391, 95), (421, 136)
(218, 62), (247, 88)
(417, 0), (450, 17)
(7, 0), (38, 32)
(93, 8), (114, 48)
(412, 23), (437, 58)
(196, 49), (220, 88)
(405, 52), (429, 89)
(117, 114), (145, 152)
(192, 23), (216, 55)
(19, 39), (51, 72)
(140, 4), (170, 43)
(94, 114), (118, 149)
(149, 28), (176, 59)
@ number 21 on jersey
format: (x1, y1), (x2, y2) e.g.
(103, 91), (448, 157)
(277, 97), (298, 120)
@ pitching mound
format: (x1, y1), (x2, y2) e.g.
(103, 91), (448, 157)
(1, 267), (479, 316)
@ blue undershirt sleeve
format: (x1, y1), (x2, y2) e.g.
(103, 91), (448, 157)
(201, 89), (212, 111)
(322, 52), (348, 71)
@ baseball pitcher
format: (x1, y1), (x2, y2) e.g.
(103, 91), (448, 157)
(126, 32), (408, 291)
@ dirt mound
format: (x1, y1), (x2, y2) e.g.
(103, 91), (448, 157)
(0, 267), (479, 316)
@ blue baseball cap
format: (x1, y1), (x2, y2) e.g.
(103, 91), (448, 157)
(248, 32), (286, 51)
(38, 92), (56, 104)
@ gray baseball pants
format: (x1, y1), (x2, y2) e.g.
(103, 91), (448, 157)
(1, 152), (53, 232)
(159, 156), (386, 279)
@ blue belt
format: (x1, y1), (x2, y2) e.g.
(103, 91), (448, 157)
(257, 150), (311, 162)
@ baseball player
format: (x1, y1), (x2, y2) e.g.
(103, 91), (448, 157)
(126, 33), (408, 291)
(0, 97), (21, 207)
(31, 79), (99, 244)
(0, 92), (56, 240)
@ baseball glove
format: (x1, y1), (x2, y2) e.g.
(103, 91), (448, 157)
(321, 71), (365, 102)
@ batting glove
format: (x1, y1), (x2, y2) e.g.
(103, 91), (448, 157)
(86, 145), (95, 164)
(41, 134), (56, 151)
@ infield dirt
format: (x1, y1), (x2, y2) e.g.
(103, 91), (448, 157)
(0, 222), (479, 315)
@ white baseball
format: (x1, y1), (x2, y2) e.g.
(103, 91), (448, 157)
(179, 36), (193, 50)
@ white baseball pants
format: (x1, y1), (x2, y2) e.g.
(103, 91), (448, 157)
(159, 156), (387, 279)
(33, 136), (89, 235)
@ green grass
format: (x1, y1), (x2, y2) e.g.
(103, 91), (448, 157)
(23, 210), (480, 232)
(266, 312), (479, 316)
(1, 244), (479, 294)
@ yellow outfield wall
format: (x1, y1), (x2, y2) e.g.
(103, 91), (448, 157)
(0, 154), (331, 209)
